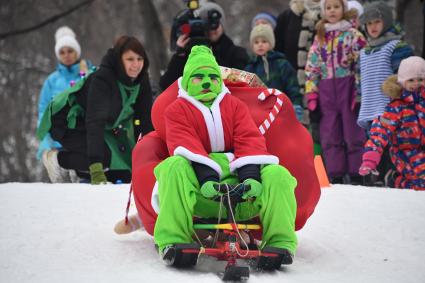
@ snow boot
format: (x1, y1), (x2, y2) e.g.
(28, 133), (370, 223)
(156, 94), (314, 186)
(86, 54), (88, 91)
(330, 176), (344, 184)
(161, 243), (200, 268)
(384, 169), (399, 188)
(42, 149), (70, 183)
(349, 175), (363, 186)
(257, 246), (293, 270)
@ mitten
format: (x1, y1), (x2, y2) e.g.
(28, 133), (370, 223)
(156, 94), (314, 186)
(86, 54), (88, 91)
(242, 178), (263, 199)
(200, 181), (220, 198)
(89, 162), (108, 185)
(306, 92), (319, 111)
(359, 151), (381, 176)
(293, 104), (304, 122)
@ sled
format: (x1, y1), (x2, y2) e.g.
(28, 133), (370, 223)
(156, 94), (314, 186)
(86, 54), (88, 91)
(163, 183), (291, 281)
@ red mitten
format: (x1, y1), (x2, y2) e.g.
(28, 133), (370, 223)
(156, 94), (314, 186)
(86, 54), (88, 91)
(359, 151), (381, 176)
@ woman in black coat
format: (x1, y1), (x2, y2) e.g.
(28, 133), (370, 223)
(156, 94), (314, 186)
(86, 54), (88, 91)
(45, 35), (154, 184)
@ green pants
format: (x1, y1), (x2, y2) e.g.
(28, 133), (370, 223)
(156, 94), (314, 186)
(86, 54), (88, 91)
(153, 153), (298, 254)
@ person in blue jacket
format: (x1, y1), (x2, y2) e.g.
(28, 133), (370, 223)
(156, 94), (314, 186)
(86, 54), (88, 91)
(37, 26), (92, 166)
(245, 24), (302, 121)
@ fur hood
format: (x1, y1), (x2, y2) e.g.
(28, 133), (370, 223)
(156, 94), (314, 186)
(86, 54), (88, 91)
(290, 0), (321, 20)
(382, 75), (402, 99)
(290, 0), (305, 15)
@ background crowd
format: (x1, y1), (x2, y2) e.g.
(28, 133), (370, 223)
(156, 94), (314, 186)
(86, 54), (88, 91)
(1, 0), (423, 189)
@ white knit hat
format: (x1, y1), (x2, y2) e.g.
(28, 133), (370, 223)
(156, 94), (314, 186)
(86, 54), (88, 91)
(320, 0), (349, 17)
(54, 26), (81, 60)
(397, 56), (425, 85)
(250, 24), (275, 49)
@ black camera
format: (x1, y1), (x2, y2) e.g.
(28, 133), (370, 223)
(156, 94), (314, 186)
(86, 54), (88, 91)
(170, 0), (222, 51)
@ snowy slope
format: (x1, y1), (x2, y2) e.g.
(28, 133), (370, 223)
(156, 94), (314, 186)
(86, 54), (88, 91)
(0, 183), (424, 283)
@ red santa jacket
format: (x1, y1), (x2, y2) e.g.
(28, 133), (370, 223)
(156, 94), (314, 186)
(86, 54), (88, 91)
(165, 80), (278, 175)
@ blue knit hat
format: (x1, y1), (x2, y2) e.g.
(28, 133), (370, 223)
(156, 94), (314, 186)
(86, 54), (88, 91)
(251, 12), (277, 29)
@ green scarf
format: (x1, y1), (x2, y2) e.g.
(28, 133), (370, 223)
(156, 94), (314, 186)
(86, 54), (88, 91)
(103, 81), (140, 170)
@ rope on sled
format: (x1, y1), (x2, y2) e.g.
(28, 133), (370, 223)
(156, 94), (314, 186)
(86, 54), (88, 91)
(257, 88), (284, 135)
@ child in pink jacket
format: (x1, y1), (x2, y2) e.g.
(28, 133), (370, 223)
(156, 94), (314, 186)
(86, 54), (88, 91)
(305, 0), (366, 184)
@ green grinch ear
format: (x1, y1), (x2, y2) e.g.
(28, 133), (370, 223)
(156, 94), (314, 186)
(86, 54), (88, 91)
(182, 45), (221, 90)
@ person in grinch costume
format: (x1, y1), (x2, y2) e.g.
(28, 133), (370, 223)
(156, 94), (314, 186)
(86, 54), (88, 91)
(154, 45), (298, 270)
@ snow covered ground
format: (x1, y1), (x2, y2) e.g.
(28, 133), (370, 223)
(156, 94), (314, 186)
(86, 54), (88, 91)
(0, 182), (424, 283)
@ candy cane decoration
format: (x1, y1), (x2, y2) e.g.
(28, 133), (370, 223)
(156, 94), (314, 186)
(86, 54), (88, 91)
(257, 88), (284, 135)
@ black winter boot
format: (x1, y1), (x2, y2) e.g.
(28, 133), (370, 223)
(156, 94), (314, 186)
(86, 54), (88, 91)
(161, 243), (200, 268)
(257, 247), (293, 270)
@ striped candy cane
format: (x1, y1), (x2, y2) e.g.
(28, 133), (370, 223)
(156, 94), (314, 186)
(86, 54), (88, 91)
(257, 88), (284, 135)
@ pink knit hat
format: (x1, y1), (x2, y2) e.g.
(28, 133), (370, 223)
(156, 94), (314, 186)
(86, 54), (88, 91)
(397, 56), (425, 85)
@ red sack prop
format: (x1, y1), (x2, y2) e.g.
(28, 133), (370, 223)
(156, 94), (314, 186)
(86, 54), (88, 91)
(132, 81), (321, 235)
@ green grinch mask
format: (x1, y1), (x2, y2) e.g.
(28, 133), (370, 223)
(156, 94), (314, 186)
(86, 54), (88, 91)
(182, 45), (222, 107)
(187, 67), (222, 107)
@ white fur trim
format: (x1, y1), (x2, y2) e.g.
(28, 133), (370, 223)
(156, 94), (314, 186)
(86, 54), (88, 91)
(177, 78), (229, 152)
(299, 30), (310, 49)
(229, 155), (279, 172)
(151, 181), (160, 214)
(174, 146), (222, 176)
(290, 0), (305, 16)
(298, 50), (308, 67)
(224, 152), (235, 162)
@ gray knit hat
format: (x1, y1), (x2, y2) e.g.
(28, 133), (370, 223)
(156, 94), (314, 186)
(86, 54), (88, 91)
(360, 1), (393, 34)
(250, 24), (275, 49)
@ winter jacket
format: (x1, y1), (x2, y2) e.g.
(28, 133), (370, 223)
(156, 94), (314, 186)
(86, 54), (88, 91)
(362, 24), (413, 73)
(245, 50), (301, 106)
(305, 27), (366, 97)
(275, 0), (320, 94)
(37, 60), (92, 159)
(357, 24), (414, 129)
(159, 33), (249, 91)
(83, 48), (154, 165)
(365, 80), (425, 190)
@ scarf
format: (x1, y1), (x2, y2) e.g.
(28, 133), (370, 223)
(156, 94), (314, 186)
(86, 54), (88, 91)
(324, 20), (352, 32)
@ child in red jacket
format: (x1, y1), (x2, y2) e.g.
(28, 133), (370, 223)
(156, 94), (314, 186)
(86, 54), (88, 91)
(359, 56), (425, 190)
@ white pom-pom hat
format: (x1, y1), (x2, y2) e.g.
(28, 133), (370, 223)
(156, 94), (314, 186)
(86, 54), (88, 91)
(54, 26), (81, 60)
(397, 56), (425, 86)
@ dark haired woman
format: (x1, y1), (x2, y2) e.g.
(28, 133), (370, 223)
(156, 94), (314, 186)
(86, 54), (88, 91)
(42, 35), (154, 184)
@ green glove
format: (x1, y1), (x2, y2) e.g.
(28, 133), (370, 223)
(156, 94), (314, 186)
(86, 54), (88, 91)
(89, 162), (108, 185)
(200, 181), (220, 199)
(242, 178), (263, 199)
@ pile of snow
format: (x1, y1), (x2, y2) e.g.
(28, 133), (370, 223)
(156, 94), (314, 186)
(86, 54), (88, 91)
(0, 183), (424, 283)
